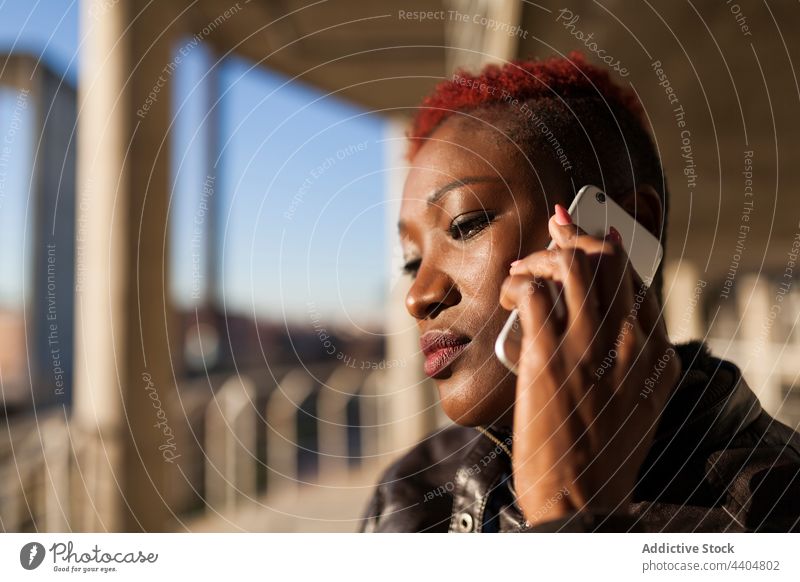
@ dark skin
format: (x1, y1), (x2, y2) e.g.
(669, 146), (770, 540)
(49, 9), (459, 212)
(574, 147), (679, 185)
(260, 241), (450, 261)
(398, 115), (680, 525)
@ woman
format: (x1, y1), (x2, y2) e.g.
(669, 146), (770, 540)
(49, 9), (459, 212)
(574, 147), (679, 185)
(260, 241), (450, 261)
(360, 52), (800, 532)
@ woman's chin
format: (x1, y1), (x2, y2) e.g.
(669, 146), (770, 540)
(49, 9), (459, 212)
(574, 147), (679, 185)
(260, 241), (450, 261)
(435, 369), (515, 427)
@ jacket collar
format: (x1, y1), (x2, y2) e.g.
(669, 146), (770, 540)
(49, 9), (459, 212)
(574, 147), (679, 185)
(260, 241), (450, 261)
(649, 341), (762, 453)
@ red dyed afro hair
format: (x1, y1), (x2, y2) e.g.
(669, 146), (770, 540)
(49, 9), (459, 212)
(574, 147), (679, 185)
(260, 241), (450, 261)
(407, 51), (644, 160)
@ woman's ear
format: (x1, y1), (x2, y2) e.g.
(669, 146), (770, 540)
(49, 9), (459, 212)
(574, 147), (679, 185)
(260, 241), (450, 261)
(616, 183), (663, 240)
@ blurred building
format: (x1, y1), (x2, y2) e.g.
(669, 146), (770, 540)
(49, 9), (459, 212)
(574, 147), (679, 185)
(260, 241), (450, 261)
(1, 0), (800, 533)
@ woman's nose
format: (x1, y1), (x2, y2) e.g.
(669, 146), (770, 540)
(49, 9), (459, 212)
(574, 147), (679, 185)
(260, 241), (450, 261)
(405, 264), (461, 320)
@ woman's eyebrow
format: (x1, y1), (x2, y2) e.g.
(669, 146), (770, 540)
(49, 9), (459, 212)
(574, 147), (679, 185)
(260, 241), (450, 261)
(426, 175), (503, 207)
(397, 175), (504, 235)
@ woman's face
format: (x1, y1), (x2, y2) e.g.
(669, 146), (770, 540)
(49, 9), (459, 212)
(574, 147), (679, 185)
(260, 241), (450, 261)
(398, 117), (568, 427)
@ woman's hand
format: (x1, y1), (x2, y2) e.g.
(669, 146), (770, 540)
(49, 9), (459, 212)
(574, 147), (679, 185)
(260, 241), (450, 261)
(499, 204), (680, 526)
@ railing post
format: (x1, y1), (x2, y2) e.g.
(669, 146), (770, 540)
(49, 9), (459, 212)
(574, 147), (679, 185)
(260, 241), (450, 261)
(316, 367), (362, 480)
(204, 376), (257, 513)
(266, 370), (315, 493)
(358, 369), (384, 465)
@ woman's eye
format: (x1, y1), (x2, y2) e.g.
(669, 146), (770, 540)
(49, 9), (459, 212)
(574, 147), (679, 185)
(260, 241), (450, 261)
(402, 258), (421, 278)
(449, 211), (495, 240)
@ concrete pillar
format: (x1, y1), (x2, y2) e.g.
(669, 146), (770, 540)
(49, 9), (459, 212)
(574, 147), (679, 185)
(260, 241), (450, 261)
(41, 416), (70, 531)
(358, 368), (384, 463)
(266, 369), (316, 493)
(738, 274), (780, 416)
(444, 0), (523, 72)
(31, 66), (77, 410)
(204, 376), (257, 513)
(316, 366), (362, 479)
(74, 0), (183, 531)
(663, 259), (706, 343)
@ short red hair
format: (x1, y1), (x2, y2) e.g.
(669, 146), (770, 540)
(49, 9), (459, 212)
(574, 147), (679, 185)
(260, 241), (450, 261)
(407, 51), (644, 160)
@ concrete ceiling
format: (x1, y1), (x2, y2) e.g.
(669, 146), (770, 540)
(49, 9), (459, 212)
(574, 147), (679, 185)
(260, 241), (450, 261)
(197, 0), (449, 115)
(190, 0), (800, 281)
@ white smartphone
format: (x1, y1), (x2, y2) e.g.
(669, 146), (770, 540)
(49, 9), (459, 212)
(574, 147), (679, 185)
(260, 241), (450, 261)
(494, 184), (664, 374)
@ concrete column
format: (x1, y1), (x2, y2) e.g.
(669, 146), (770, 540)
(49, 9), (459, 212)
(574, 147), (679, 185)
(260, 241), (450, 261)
(74, 0), (183, 531)
(444, 0), (523, 72)
(204, 376), (257, 513)
(663, 259), (706, 343)
(317, 366), (362, 479)
(358, 369), (384, 464)
(738, 274), (780, 416)
(266, 369), (316, 494)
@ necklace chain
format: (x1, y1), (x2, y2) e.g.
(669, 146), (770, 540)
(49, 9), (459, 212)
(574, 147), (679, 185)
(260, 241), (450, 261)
(475, 425), (512, 458)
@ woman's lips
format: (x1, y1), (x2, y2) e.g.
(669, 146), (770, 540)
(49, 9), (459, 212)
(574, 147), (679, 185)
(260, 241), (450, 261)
(423, 342), (470, 377)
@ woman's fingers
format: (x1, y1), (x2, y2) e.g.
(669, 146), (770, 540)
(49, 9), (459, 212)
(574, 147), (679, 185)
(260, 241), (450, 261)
(500, 273), (563, 357)
(500, 274), (553, 316)
(507, 247), (601, 347)
(547, 212), (616, 255)
(506, 204), (662, 370)
(556, 248), (599, 346)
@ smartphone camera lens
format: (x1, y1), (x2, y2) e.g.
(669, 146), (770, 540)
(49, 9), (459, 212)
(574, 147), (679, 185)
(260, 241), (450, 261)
(595, 191), (606, 203)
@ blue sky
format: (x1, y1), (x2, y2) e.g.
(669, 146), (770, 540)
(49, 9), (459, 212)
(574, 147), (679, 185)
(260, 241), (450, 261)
(170, 47), (388, 325)
(0, 0), (389, 326)
(0, 0), (79, 83)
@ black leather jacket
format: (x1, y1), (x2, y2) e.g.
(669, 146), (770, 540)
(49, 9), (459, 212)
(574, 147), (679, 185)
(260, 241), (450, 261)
(359, 341), (800, 532)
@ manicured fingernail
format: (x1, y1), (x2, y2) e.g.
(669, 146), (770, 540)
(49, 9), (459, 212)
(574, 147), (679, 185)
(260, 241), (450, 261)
(554, 203), (572, 226)
(510, 260), (520, 266)
(608, 225), (622, 244)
